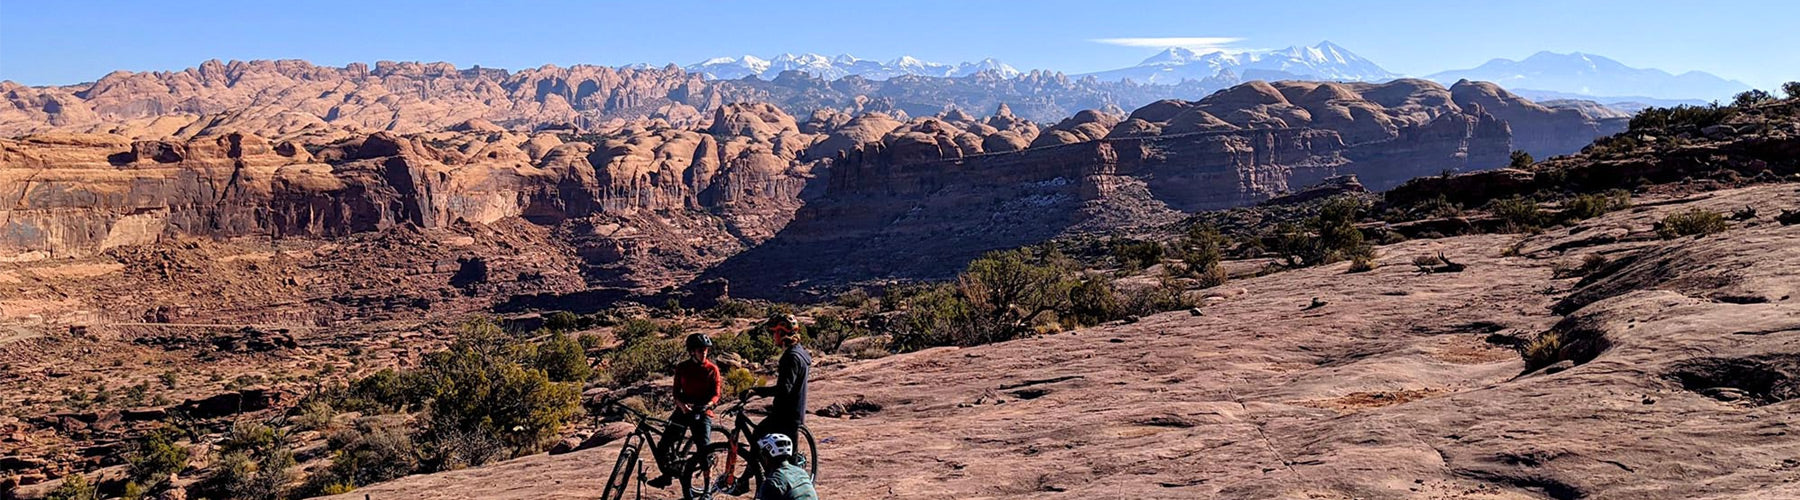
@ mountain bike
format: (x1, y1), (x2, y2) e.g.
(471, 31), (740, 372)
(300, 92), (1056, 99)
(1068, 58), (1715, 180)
(693, 394), (819, 495)
(600, 402), (730, 500)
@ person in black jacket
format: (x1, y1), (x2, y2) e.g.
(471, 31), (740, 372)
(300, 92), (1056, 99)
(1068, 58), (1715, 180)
(728, 313), (812, 496)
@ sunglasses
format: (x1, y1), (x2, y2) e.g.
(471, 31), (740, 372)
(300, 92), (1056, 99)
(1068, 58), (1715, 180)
(769, 324), (796, 335)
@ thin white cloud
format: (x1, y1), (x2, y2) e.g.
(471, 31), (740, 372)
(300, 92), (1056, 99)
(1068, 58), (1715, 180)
(1090, 37), (1246, 51)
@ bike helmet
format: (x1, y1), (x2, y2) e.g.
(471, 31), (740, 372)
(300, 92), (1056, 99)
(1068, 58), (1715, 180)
(758, 433), (794, 458)
(685, 333), (713, 351)
(763, 314), (800, 336)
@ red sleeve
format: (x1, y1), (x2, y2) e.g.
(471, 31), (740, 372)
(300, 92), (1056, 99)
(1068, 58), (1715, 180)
(706, 362), (723, 405)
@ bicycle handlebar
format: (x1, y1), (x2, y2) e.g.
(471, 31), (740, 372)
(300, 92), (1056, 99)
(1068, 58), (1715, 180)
(713, 392), (770, 415)
(602, 400), (673, 427)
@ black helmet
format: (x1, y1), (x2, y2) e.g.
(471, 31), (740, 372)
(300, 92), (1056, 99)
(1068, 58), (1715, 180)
(685, 333), (713, 351)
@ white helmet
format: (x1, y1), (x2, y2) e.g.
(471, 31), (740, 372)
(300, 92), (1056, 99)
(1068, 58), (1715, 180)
(758, 433), (795, 458)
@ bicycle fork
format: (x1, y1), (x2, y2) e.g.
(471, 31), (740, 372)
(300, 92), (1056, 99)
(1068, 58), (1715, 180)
(605, 434), (648, 500)
(720, 439), (742, 491)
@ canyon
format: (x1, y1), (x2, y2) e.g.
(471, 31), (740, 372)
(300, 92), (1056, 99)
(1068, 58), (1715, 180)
(3, 52), (1797, 500)
(4, 75), (1624, 307)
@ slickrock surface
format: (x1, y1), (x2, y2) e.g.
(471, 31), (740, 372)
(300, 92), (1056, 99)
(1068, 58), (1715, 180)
(318, 184), (1800, 499)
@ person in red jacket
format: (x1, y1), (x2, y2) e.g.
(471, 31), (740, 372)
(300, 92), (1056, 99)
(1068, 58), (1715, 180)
(647, 333), (724, 488)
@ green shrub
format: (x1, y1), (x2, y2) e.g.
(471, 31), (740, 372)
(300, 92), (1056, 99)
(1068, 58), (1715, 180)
(331, 368), (419, 414)
(127, 426), (187, 485)
(1490, 195), (1545, 231)
(604, 338), (683, 387)
(1265, 196), (1373, 267)
(293, 399), (337, 432)
(1110, 239), (1165, 271)
(804, 314), (862, 354)
(542, 311), (581, 332)
(1178, 224), (1225, 277)
(1629, 104), (1736, 132)
(889, 283), (984, 352)
(612, 318), (663, 347)
(1413, 254), (1444, 269)
(577, 333), (605, 351)
(46, 473), (97, 500)
(706, 299), (762, 319)
(1064, 276), (1124, 327)
(120, 382), (150, 407)
(197, 422), (294, 500)
(1195, 265), (1229, 288)
(958, 248), (1073, 327)
(200, 453), (263, 500)
(220, 420), (279, 456)
(301, 421), (419, 495)
(713, 328), (779, 363)
(1119, 279), (1196, 317)
(1508, 150), (1534, 169)
(723, 367), (762, 399)
(1348, 255), (1377, 273)
(534, 333), (593, 383)
(1657, 208), (1728, 238)
(1553, 253), (1610, 279)
(1733, 89), (1776, 107)
(1784, 81), (1800, 100)
(1521, 332), (1564, 371)
(834, 288), (872, 309)
(1583, 134), (1642, 156)
(1560, 190), (1631, 221)
(1408, 195), (1464, 219)
(423, 344), (580, 451)
(1316, 197), (1371, 262)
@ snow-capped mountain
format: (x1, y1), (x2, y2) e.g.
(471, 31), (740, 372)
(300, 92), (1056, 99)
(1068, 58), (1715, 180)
(1084, 41), (1400, 84)
(686, 53), (1021, 81)
(1426, 52), (1751, 101)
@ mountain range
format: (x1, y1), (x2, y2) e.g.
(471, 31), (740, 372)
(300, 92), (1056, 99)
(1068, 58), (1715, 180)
(1081, 41), (1400, 84)
(1427, 51), (1752, 101)
(688, 53), (1022, 81)
(678, 43), (1752, 103)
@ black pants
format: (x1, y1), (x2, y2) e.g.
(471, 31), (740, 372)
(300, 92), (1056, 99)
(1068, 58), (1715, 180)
(658, 409), (711, 473)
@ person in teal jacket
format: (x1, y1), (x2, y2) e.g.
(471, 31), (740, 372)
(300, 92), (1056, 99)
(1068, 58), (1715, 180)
(754, 433), (817, 500)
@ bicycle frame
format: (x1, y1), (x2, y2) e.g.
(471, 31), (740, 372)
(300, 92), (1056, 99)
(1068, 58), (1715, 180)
(707, 394), (819, 490)
(604, 403), (719, 500)
(614, 404), (690, 470)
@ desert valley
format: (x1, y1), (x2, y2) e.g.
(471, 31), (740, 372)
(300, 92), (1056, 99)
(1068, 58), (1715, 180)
(2, 7), (1799, 499)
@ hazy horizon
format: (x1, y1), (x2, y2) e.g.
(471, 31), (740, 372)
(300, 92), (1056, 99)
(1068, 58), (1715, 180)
(2, 0), (1796, 89)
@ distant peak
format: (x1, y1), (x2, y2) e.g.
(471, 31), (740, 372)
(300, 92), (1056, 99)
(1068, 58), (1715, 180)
(1140, 47), (1201, 65)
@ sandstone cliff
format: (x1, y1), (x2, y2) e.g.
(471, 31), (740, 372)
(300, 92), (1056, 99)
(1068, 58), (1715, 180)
(2, 79), (1627, 298)
(4, 60), (1629, 148)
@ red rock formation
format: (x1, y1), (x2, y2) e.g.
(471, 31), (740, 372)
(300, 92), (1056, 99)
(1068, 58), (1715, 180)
(1, 79), (1627, 295)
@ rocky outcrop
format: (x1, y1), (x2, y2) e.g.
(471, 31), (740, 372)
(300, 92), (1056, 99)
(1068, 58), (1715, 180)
(0, 60), (725, 140)
(0, 104), (823, 294)
(11, 60), (1632, 142)
(2, 79), (1630, 296)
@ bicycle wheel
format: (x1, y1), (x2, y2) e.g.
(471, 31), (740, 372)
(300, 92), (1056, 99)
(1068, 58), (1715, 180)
(673, 427), (727, 499)
(795, 425), (819, 480)
(602, 443), (640, 500)
(690, 440), (752, 498)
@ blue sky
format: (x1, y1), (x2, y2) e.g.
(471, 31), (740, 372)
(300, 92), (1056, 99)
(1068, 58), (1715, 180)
(1, 0), (1794, 88)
